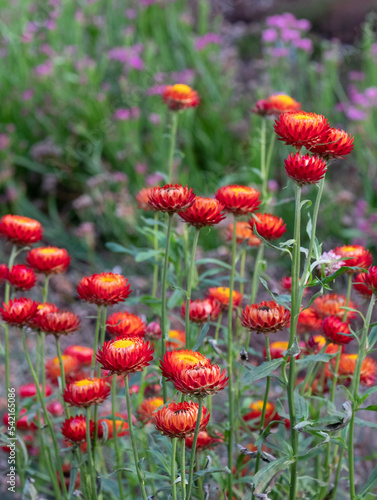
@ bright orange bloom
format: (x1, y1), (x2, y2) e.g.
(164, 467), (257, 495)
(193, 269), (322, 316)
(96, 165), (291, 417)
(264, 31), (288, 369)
(61, 415), (95, 443)
(252, 94), (301, 116)
(77, 272), (131, 306)
(35, 310), (80, 336)
(243, 401), (279, 430)
(45, 355), (79, 384)
(225, 222), (261, 247)
(353, 272), (373, 299)
(153, 401), (210, 439)
(178, 196), (225, 227)
(297, 307), (322, 334)
(305, 334), (341, 355)
(166, 329), (186, 350)
(337, 354), (377, 386)
(312, 293), (357, 321)
(137, 397), (165, 423)
(160, 350), (228, 397)
(7, 264), (37, 291)
(0, 215), (43, 245)
(284, 152), (327, 186)
(322, 316), (353, 345)
(249, 213), (286, 240)
(0, 298), (38, 326)
(215, 185), (261, 216)
(26, 247), (70, 274)
(333, 245), (372, 271)
(207, 287), (243, 309)
(19, 383), (52, 399)
(162, 84), (200, 111)
(0, 264), (8, 282)
(266, 341), (289, 359)
(185, 430), (224, 450)
(99, 413), (129, 438)
(96, 336), (154, 376)
(63, 378), (111, 407)
(148, 184), (195, 213)
(136, 188), (154, 211)
(240, 301), (290, 334)
(107, 311), (146, 338)
(310, 127), (354, 159)
(274, 111), (330, 149)
(64, 345), (94, 366)
(181, 298), (221, 323)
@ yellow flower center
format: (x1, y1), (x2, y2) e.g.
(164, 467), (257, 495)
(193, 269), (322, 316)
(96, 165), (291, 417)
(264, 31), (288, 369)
(97, 275), (118, 283)
(346, 354), (358, 361)
(149, 398), (164, 410)
(39, 247), (59, 255)
(12, 216), (38, 227)
(75, 379), (94, 388)
(313, 335), (326, 348)
(217, 287), (230, 298)
(250, 400), (272, 412)
(174, 352), (203, 364)
(271, 94), (296, 106)
(341, 246), (359, 253)
(113, 339), (135, 349)
(229, 186), (253, 195)
(271, 341), (289, 350)
(172, 83), (191, 94)
(292, 112), (313, 121)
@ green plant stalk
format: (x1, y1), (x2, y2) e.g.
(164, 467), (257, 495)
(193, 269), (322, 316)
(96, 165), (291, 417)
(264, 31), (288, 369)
(97, 305), (107, 376)
(246, 243), (264, 349)
(21, 330), (67, 499)
(214, 311), (223, 343)
(186, 398), (203, 500)
(287, 184), (302, 500)
(185, 227), (200, 349)
(55, 336), (70, 419)
(152, 212), (159, 298)
(143, 427), (156, 495)
(196, 450), (204, 500)
(4, 244), (16, 398)
(161, 213), (174, 402)
(181, 439), (186, 500)
(236, 248), (246, 337)
(331, 447), (345, 500)
(348, 294), (376, 499)
(111, 375), (125, 500)
(41, 275), (50, 396)
(86, 406), (97, 499)
(342, 274), (353, 322)
(260, 117), (267, 202)
(167, 112), (179, 183)
(91, 306), (103, 377)
(171, 438), (178, 500)
(124, 375), (148, 500)
(265, 131), (276, 190)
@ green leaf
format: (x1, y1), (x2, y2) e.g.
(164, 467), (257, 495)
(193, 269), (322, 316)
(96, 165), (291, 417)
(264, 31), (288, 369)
(259, 277), (291, 310)
(194, 465), (231, 478)
(193, 319), (210, 351)
(368, 325), (377, 349)
(296, 352), (337, 368)
(134, 249), (162, 262)
(359, 386), (377, 404)
(241, 359), (284, 387)
(105, 242), (135, 254)
(294, 386), (309, 420)
(358, 464), (377, 497)
(360, 405), (377, 412)
(252, 456), (294, 493)
(195, 258), (232, 270)
(167, 288), (184, 309)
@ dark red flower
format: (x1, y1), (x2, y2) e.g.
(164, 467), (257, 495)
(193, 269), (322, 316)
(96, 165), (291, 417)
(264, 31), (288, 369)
(7, 264), (37, 290)
(249, 213), (286, 241)
(0, 298), (38, 326)
(284, 152), (327, 186)
(310, 127), (354, 159)
(0, 264), (8, 282)
(77, 272), (131, 306)
(148, 184), (196, 213)
(185, 430), (224, 450)
(353, 273), (373, 299)
(178, 196), (225, 227)
(0, 215), (43, 245)
(322, 316), (353, 345)
(61, 415), (95, 443)
(19, 383), (52, 399)
(35, 311), (80, 336)
(361, 266), (377, 295)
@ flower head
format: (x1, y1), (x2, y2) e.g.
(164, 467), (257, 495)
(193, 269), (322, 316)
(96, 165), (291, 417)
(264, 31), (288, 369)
(284, 152), (327, 186)
(148, 184), (196, 213)
(178, 196), (225, 227)
(322, 316), (353, 345)
(243, 401), (279, 430)
(359, 266), (377, 296)
(166, 329), (186, 350)
(0, 264), (8, 282)
(337, 354), (377, 386)
(333, 245), (372, 271)
(61, 415), (95, 443)
(19, 383), (52, 399)
(240, 301), (290, 334)
(249, 213), (286, 240)
(207, 287), (242, 309)
(297, 307), (322, 334)
(274, 111), (330, 149)
(145, 321), (161, 341)
(137, 397), (165, 423)
(215, 185), (261, 216)
(251, 94), (301, 116)
(26, 247), (71, 274)
(153, 401), (210, 439)
(280, 276), (307, 296)
(77, 272), (131, 306)
(63, 378), (111, 407)
(185, 430), (224, 450)
(0, 298), (38, 326)
(312, 294), (357, 321)
(353, 272), (373, 299)
(136, 188), (154, 211)
(106, 311), (146, 338)
(225, 222), (261, 247)
(35, 310), (80, 336)
(267, 341), (289, 359)
(305, 334), (341, 355)
(3, 409), (39, 431)
(162, 84), (200, 111)
(181, 298), (221, 323)
(310, 128), (354, 159)
(45, 355), (79, 384)
(99, 413), (129, 439)
(7, 265), (37, 291)
(64, 345), (94, 366)
(0, 215), (43, 245)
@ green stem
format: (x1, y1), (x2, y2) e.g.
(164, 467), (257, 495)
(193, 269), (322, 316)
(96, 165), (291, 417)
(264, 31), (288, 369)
(236, 248), (246, 338)
(342, 274), (353, 322)
(91, 306), (102, 378)
(41, 276), (50, 397)
(196, 450), (204, 500)
(167, 112), (179, 183)
(93, 306), (106, 460)
(246, 243), (264, 349)
(4, 244), (16, 398)
(331, 448), (344, 500)
(186, 398), (203, 500)
(152, 212), (159, 299)
(97, 306), (107, 376)
(260, 117), (267, 202)
(214, 311), (223, 343)
(161, 213), (173, 402)
(181, 439), (186, 500)
(124, 376), (148, 500)
(171, 438), (178, 500)
(112, 375), (124, 500)
(86, 407), (97, 499)
(185, 227), (200, 349)
(265, 130), (276, 191)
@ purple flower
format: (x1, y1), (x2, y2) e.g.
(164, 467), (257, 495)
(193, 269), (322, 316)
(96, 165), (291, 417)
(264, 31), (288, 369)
(348, 71), (365, 81)
(125, 9), (137, 19)
(146, 172), (165, 186)
(365, 87), (377, 106)
(0, 135), (10, 151)
(135, 163), (147, 174)
(293, 38), (313, 53)
(281, 29), (301, 42)
(149, 113), (161, 125)
(34, 60), (54, 76)
(22, 89), (34, 101)
(346, 107), (367, 121)
(294, 19), (311, 31)
(146, 85), (166, 95)
(108, 45), (144, 70)
(261, 28), (278, 43)
(114, 107), (140, 121)
(317, 250), (343, 276)
(195, 33), (222, 51)
(269, 47), (289, 58)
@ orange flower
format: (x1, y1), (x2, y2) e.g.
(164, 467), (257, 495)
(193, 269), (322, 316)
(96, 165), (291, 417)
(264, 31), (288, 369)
(137, 397), (165, 423)
(136, 188), (154, 211)
(243, 401), (279, 430)
(166, 329), (186, 350)
(312, 293), (357, 321)
(322, 316), (353, 345)
(26, 247), (71, 274)
(249, 213), (286, 240)
(77, 272), (131, 306)
(7, 264), (37, 291)
(96, 336), (154, 376)
(297, 307), (322, 334)
(310, 128), (354, 159)
(333, 245), (372, 271)
(45, 355), (79, 384)
(353, 272), (373, 299)
(274, 111), (330, 149)
(305, 335), (341, 355)
(0, 297), (38, 326)
(181, 298), (221, 323)
(251, 94), (301, 116)
(178, 196), (225, 227)
(225, 221), (261, 247)
(148, 184), (196, 213)
(162, 84), (200, 111)
(63, 378), (111, 407)
(19, 383), (52, 399)
(35, 310), (80, 336)
(99, 413), (129, 438)
(284, 152), (327, 186)
(107, 311), (146, 338)
(240, 301), (290, 334)
(153, 401), (210, 439)
(64, 345), (94, 366)
(0, 215), (43, 245)
(185, 430), (224, 450)
(267, 341), (289, 359)
(61, 415), (95, 443)
(337, 354), (377, 386)
(207, 287), (243, 309)
(215, 185), (261, 216)
(160, 350), (228, 397)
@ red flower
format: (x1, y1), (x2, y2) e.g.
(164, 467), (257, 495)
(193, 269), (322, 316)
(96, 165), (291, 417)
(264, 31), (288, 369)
(166, 330), (186, 350)
(251, 94), (301, 116)
(243, 401), (279, 430)
(30, 302), (60, 329)
(267, 341), (289, 359)
(185, 430), (224, 450)
(207, 287), (242, 309)
(240, 301), (290, 334)
(0, 215), (43, 245)
(274, 111), (330, 149)
(136, 188), (154, 211)
(322, 316), (353, 345)
(148, 184), (195, 213)
(19, 383), (52, 399)
(106, 311), (146, 338)
(249, 213), (286, 240)
(0, 298), (38, 326)
(178, 196), (225, 227)
(297, 307), (322, 334)
(337, 354), (377, 386)
(353, 272), (373, 299)
(305, 335), (341, 355)
(63, 378), (111, 407)
(280, 276), (307, 296)
(61, 415), (95, 443)
(45, 355), (80, 384)
(26, 247), (70, 274)
(215, 185), (261, 216)
(96, 336), (154, 376)
(284, 152), (327, 186)
(7, 265), (37, 291)
(35, 310), (80, 336)
(333, 245), (373, 271)
(145, 321), (162, 341)
(99, 413), (129, 439)
(137, 397), (165, 423)
(77, 272), (131, 306)
(181, 298), (221, 323)
(3, 408), (39, 431)
(153, 401), (210, 439)
(225, 222), (261, 247)
(0, 264), (8, 282)
(310, 127), (354, 159)
(361, 266), (377, 295)
(64, 345), (94, 366)
(162, 84), (200, 111)
(312, 293), (357, 321)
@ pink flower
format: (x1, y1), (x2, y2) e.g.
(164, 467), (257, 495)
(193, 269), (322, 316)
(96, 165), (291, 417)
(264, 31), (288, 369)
(22, 90), (34, 101)
(261, 29), (278, 43)
(195, 33), (222, 51)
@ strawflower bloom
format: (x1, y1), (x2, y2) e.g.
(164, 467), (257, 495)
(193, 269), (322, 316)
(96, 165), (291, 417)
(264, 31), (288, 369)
(249, 213), (286, 240)
(26, 247), (71, 274)
(312, 293), (357, 321)
(136, 187), (154, 211)
(3, 409), (39, 431)
(243, 401), (279, 430)
(0, 264), (8, 282)
(337, 354), (377, 386)
(360, 266), (377, 295)
(153, 401), (210, 439)
(267, 341), (289, 359)
(251, 94), (301, 116)
(77, 272), (131, 306)
(185, 430), (224, 450)
(280, 276), (307, 296)
(284, 152), (327, 186)
(64, 345), (94, 366)
(225, 222), (261, 247)
(297, 307), (322, 334)
(310, 127), (354, 159)
(30, 302), (60, 329)
(181, 298), (221, 323)
(306, 335), (340, 355)
(137, 397), (164, 423)
(96, 336), (154, 375)
(353, 272), (373, 299)
(63, 378), (111, 407)
(215, 185), (261, 216)
(162, 84), (200, 111)
(178, 196), (225, 227)
(333, 244), (373, 271)
(0, 298), (38, 326)
(35, 310), (80, 336)
(19, 383), (52, 399)
(45, 355), (79, 384)
(207, 287), (242, 309)
(274, 111), (330, 149)
(148, 184), (195, 213)
(145, 321), (161, 341)
(322, 316), (353, 345)
(61, 415), (95, 443)
(106, 311), (146, 337)
(0, 215), (43, 245)
(7, 264), (37, 291)
(240, 301), (290, 334)
(166, 329), (185, 349)
(99, 413), (129, 438)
